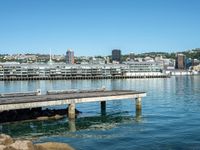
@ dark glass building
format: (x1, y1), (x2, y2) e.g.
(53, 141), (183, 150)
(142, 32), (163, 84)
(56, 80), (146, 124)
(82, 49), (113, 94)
(175, 53), (186, 69)
(66, 49), (74, 64)
(112, 49), (121, 63)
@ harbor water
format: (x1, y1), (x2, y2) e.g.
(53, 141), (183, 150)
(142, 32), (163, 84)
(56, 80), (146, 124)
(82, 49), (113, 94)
(0, 76), (200, 150)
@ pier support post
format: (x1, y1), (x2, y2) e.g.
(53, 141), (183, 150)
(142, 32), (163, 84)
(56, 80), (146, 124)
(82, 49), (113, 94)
(135, 97), (142, 113)
(101, 101), (106, 115)
(135, 97), (142, 121)
(68, 103), (76, 119)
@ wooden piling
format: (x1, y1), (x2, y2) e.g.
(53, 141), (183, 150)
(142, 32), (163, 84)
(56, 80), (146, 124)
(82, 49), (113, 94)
(101, 101), (106, 115)
(135, 97), (142, 111)
(68, 103), (76, 119)
(135, 97), (142, 120)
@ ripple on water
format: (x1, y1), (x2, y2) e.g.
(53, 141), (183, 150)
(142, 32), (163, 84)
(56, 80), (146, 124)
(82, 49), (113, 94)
(1, 76), (200, 150)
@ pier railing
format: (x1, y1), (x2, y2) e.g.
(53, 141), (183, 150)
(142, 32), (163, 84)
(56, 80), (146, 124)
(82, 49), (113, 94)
(46, 88), (106, 95)
(0, 89), (41, 98)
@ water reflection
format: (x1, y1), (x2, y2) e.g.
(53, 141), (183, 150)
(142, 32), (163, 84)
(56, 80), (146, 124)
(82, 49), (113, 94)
(1, 113), (141, 139)
(68, 119), (76, 132)
(135, 109), (142, 122)
(1, 77), (200, 149)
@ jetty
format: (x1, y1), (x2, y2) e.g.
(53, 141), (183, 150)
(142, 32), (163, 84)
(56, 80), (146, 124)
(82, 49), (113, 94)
(0, 89), (146, 119)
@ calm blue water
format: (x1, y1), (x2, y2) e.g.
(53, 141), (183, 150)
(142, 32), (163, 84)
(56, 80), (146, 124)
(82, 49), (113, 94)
(0, 76), (200, 150)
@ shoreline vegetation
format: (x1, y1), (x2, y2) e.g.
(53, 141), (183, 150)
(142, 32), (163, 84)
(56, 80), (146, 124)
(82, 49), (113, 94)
(0, 134), (75, 150)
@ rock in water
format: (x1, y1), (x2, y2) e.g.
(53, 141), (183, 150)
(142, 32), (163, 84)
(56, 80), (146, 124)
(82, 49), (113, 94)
(0, 134), (14, 146)
(0, 134), (75, 150)
(9, 140), (35, 150)
(36, 116), (49, 121)
(0, 145), (7, 150)
(54, 114), (63, 120)
(35, 142), (74, 150)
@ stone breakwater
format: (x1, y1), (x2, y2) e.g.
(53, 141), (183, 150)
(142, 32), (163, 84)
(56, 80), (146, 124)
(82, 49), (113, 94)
(0, 134), (74, 150)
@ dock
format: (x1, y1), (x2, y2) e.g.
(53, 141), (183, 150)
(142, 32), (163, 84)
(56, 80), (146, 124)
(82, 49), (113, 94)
(0, 89), (146, 119)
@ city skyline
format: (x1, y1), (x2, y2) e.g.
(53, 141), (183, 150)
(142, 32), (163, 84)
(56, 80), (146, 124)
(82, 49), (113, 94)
(0, 0), (200, 56)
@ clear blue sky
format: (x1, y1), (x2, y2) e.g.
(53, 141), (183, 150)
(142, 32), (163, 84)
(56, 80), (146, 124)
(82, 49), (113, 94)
(0, 0), (200, 56)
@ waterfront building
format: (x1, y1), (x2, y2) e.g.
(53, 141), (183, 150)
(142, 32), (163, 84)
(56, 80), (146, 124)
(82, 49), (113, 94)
(0, 65), (3, 78)
(193, 64), (200, 72)
(175, 54), (186, 69)
(112, 49), (121, 63)
(165, 69), (194, 75)
(0, 62), (165, 79)
(186, 58), (192, 69)
(155, 56), (163, 62)
(155, 57), (175, 70)
(144, 57), (154, 62)
(89, 57), (105, 64)
(192, 59), (200, 66)
(135, 58), (143, 62)
(66, 49), (74, 64)
(105, 57), (110, 64)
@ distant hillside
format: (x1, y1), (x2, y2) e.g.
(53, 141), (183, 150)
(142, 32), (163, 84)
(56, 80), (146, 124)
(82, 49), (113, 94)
(136, 52), (176, 59)
(124, 48), (200, 60)
(181, 48), (200, 60)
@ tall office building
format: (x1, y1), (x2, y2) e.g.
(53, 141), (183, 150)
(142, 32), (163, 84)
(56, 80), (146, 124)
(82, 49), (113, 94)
(175, 53), (186, 69)
(66, 49), (74, 64)
(112, 49), (121, 63)
(129, 52), (135, 60)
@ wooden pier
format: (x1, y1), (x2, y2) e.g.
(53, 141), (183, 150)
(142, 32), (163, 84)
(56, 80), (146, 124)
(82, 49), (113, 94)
(0, 89), (146, 119)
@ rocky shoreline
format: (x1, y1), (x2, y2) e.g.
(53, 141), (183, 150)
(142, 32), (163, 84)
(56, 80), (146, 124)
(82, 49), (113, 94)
(0, 108), (80, 149)
(0, 134), (75, 150)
